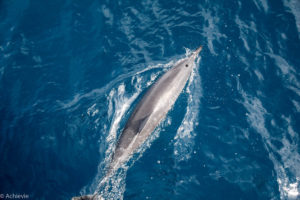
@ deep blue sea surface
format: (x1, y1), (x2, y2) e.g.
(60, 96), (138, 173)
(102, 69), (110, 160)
(1, 0), (300, 199)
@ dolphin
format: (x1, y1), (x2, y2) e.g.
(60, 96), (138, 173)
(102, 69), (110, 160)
(72, 46), (202, 200)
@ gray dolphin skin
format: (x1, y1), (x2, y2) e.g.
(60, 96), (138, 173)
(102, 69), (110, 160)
(72, 46), (202, 200)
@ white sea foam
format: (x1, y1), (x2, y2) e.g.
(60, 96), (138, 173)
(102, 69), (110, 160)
(105, 83), (140, 157)
(234, 15), (258, 52)
(87, 104), (99, 117)
(173, 57), (202, 162)
(101, 5), (114, 26)
(266, 53), (300, 113)
(238, 82), (300, 200)
(253, 0), (269, 13)
(283, 0), (300, 38)
(200, 8), (226, 55)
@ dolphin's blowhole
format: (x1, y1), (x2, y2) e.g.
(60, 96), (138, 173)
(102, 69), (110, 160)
(185, 64), (188, 67)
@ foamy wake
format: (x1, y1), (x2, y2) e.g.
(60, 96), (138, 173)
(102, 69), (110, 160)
(79, 59), (177, 199)
(238, 82), (300, 200)
(173, 57), (202, 162)
(77, 50), (202, 199)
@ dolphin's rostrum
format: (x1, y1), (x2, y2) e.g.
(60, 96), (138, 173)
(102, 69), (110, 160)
(72, 46), (202, 200)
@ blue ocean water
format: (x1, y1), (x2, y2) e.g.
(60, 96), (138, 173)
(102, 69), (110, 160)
(1, 0), (300, 199)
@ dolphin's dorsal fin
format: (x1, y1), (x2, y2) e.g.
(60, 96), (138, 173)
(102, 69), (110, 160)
(138, 115), (150, 133)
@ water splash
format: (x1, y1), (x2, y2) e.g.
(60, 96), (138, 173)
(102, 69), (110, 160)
(173, 56), (202, 162)
(105, 83), (140, 158)
(238, 82), (300, 200)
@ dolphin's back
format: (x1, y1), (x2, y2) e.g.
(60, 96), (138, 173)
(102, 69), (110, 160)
(72, 47), (202, 200)
(111, 60), (191, 170)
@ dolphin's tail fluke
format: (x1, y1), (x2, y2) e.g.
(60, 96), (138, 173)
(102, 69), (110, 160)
(71, 166), (116, 200)
(71, 194), (97, 200)
(71, 178), (106, 200)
